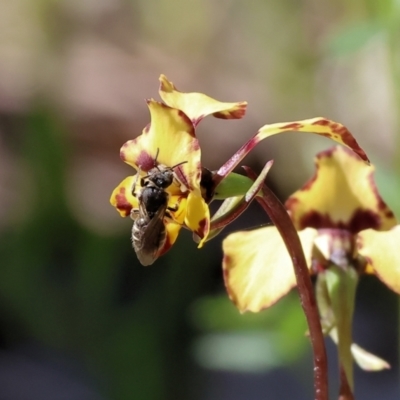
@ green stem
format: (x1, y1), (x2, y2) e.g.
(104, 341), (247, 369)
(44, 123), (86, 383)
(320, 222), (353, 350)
(324, 265), (358, 397)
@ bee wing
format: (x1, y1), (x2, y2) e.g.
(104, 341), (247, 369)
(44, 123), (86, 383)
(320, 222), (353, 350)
(132, 204), (167, 266)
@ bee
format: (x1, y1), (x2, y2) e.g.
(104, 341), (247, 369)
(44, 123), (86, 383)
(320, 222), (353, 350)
(131, 156), (186, 266)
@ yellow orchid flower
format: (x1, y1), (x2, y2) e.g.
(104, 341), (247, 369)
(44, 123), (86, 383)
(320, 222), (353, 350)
(223, 145), (398, 389)
(110, 76), (247, 263)
(223, 145), (399, 309)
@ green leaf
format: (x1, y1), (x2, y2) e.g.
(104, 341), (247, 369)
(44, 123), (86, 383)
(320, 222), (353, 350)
(214, 172), (254, 199)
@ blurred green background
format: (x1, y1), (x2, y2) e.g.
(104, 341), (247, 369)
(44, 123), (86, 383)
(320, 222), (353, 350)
(0, 0), (399, 399)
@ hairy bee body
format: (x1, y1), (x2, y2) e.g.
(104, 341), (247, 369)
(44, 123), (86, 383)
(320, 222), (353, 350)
(131, 161), (184, 266)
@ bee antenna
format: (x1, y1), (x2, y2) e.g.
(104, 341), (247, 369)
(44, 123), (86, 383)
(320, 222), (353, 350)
(171, 161), (188, 169)
(154, 148), (160, 165)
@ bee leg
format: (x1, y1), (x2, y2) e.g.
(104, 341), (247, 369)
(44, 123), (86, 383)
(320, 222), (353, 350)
(164, 203), (180, 221)
(132, 167), (142, 196)
(167, 204), (179, 212)
(130, 208), (140, 220)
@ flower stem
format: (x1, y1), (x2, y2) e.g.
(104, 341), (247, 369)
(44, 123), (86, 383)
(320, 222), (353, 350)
(339, 364), (354, 400)
(243, 167), (328, 400)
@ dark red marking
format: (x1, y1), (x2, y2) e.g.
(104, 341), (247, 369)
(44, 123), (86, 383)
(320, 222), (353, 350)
(221, 260), (239, 305)
(192, 114), (205, 127)
(143, 123), (151, 134)
(157, 232), (173, 258)
(299, 166), (321, 191)
(214, 103), (247, 120)
(385, 210), (395, 219)
(159, 79), (177, 92)
(284, 196), (299, 211)
(136, 150), (155, 171)
(115, 187), (133, 217)
(311, 120), (369, 162)
(196, 217), (209, 238)
(177, 110), (196, 136)
(120, 139), (136, 161)
(279, 122), (303, 130)
(175, 165), (191, 190)
(216, 135), (259, 182)
(298, 209), (381, 234)
(368, 172), (395, 220)
(222, 254), (231, 268)
(159, 80), (166, 91)
(189, 138), (200, 152)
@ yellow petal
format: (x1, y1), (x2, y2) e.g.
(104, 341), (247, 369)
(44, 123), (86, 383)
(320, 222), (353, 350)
(110, 176), (139, 217)
(215, 117), (369, 187)
(357, 226), (400, 294)
(168, 195), (187, 225)
(159, 74), (247, 125)
(157, 196), (188, 258)
(222, 227), (317, 313)
(255, 118), (369, 162)
(329, 328), (390, 371)
(286, 146), (397, 233)
(120, 100), (201, 191)
(157, 221), (182, 258)
(350, 343), (390, 371)
(185, 192), (210, 247)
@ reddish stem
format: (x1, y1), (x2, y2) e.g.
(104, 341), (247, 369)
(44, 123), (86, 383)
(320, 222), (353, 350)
(243, 167), (328, 400)
(339, 364), (354, 400)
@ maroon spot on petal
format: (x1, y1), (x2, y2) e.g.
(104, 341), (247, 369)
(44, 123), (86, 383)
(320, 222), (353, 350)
(299, 209), (381, 234)
(213, 103), (247, 120)
(221, 259), (239, 303)
(222, 254), (231, 267)
(159, 78), (178, 93)
(175, 165), (191, 190)
(298, 163), (323, 192)
(292, 149), (335, 193)
(143, 123), (151, 134)
(190, 139), (200, 152)
(196, 217), (209, 238)
(279, 122), (303, 130)
(311, 120), (369, 162)
(316, 147), (336, 159)
(285, 196), (299, 211)
(120, 140), (136, 161)
(301, 174), (319, 191)
(192, 115), (204, 127)
(385, 209), (395, 219)
(368, 172), (395, 221)
(115, 187), (133, 217)
(157, 230), (173, 258)
(176, 110), (196, 136)
(136, 150), (155, 171)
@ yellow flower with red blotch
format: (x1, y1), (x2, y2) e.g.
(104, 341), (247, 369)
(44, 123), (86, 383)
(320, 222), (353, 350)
(223, 146), (398, 382)
(110, 76), (247, 262)
(223, 146), (399, 312)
